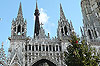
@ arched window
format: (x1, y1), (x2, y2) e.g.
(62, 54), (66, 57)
(95, 31), (98, 38)
(49, 45), (52, 51)
(64, 26), (68, 35)
(61, 28), (64, 36)
(29, 45), (31, 50)
(32, 45), (34, 51)
(97, 2), (100, 7)
(25, 45), (27, 51)
(36, 45), (38, 51)
(46, 45), (48, 51)
(22, 27), (24, 36)
(17, 25), (21, 35)
(88, 30), (92, 39)
(59, 46), (62, 51)
(53, 46), (55, 51)
(42, 45), (45, 51)
(22, 27), (24, 32)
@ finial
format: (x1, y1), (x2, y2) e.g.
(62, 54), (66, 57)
(2, 42), (4, 47)
(48, 33), (50, 38)
(20, 2), (21, 8)
(60, 3), (62, 10)
(36, 0), (38, 10)
(40, 22), (44, 27)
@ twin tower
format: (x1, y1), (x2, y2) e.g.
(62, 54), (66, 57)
(11, 2), (41, 40)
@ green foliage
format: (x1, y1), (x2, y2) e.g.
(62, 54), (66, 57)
(64, 34), (100, 66)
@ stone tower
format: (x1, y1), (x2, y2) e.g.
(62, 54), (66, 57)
(81, 0), (100, 41)
(57, 4), (74, 40)
(11, 2), (27, 37)
(8, 2), (27, 66)
(81, 0), (100, 54)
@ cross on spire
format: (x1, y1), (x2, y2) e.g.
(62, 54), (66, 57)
(40, 22), (44, 27)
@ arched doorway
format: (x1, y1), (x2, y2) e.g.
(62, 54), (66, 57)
(32, 59), (57, 66)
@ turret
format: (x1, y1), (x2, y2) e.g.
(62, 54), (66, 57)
(57, 4), (74, 39)
(81, 0), (100, 41)
(10, 2), (27, 40)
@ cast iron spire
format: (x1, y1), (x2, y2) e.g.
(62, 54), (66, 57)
(34, 0), (40, 38)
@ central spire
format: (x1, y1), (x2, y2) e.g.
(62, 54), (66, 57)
(34, 0), (40, 38)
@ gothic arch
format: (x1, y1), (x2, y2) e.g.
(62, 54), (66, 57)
(94, 30), (98, 38)
(32, 59), (57, 66)
(88, 29), (92, 39)
(64, 26), (68, 35)
(30, 57), (58, 66)
(17, 25), (21, 35)
(61, 28), (64, 36)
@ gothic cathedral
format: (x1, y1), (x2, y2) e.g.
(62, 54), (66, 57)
(1, 0), (100, 66)
(0, 1), (74, 66)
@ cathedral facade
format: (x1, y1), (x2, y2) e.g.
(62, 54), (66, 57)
(0, 1), (74, 66)
(2, 0), (100, 66)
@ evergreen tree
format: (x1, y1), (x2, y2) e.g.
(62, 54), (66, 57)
(64, 33), (100, 66)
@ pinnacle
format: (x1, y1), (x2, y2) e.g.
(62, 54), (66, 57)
(17, 2), (23, 17)
(60, 3), (66, 21)
(60, 3), (63, 13)
(60, 3), (62, 10)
